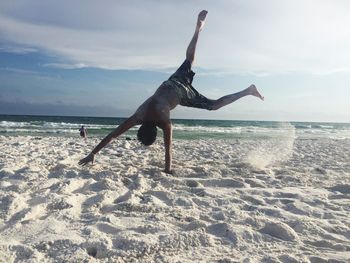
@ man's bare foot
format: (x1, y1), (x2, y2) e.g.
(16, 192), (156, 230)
(197, 10), (208, 31)
(247, 84), (264, 100)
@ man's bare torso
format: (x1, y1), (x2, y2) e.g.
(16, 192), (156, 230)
(134, 82), (180, 127)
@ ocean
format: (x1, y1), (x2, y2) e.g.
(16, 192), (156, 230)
(0, 115), (349, 140)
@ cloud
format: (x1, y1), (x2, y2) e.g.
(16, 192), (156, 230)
(0, 45), (37, 54)
(0, 0), (350, 75)
(43, 63), (88, 69)
(0, 67), (40, 75)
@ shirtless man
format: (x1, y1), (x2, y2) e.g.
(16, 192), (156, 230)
(79, 10), (264, 173)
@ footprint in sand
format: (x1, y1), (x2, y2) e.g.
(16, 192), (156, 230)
(47, 199), (73, 211)
(96, 222), (121, 235)
(260, 221), (299, 242)
(186, 180), (200, 188)
(200, 178), (246, 188)
(206, 222), (238, 245)
(328, 184), (350, 194)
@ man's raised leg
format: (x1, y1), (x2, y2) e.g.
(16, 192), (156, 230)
(186, 10), (208, 66)
(210, 85), (264, 110)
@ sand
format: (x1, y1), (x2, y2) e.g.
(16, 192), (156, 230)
(0, 135), (349, 262)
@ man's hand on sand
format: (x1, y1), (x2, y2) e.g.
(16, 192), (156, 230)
(163, 169), (173, 175)
(197, 10), (208, 31)
(78, 153), (94, 166)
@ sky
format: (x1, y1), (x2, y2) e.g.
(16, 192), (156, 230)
(0, 0), (349, 122)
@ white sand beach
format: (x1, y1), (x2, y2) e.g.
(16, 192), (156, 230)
(0, 135), (349, 262)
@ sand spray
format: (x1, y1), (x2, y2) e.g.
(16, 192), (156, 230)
(246, 122), (296, 169)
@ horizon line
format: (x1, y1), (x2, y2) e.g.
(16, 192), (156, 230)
(0, 113), (349, 124)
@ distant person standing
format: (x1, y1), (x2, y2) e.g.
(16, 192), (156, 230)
(79, 125), (87, 139)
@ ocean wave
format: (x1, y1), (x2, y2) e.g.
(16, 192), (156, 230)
(294, 124), (312, 129)
(0, 128), (78, 134)
(0, 117), (349, 139)
(0, 121), (29, 128)
(0, 120), (117, 130)
(172, 124), (242, 133)
(311, 124), (334, 129)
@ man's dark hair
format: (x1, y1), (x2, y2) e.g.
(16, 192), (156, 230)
(137, 122), (157, 146)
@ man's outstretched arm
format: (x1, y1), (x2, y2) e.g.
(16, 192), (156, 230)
(162, 122), (172, 174)
(79, 115), (140, 166)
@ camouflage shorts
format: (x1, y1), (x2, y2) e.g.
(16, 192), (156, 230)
(167, 60), (214, 110)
